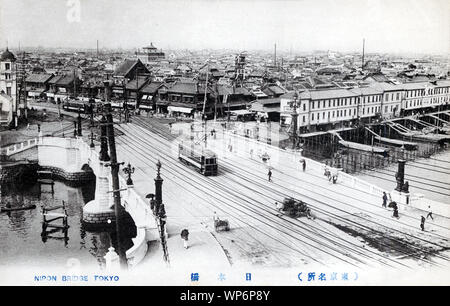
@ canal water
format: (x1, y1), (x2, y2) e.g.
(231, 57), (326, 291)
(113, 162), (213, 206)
(0, 180), (113, 270)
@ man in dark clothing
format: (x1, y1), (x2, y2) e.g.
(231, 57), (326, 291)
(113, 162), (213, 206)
(382, 192), (388, 208)
(181, 229), (189, 249)
(302, 160), (306, 172)
(393, 207), (399, 219)
(420, 216), (425, 231)
(268, 169), (272, 182)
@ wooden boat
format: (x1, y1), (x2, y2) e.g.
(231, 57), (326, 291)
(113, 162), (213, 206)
(1, 204), (37, 212)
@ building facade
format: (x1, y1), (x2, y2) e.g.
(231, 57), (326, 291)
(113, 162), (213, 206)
(281, 80), (450, 134)
(0, 48), (17, 126)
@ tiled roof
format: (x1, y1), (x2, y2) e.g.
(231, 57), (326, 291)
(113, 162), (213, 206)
(268, 85), (286, 95)
(25, 73), (54, 84)
(304, 88), (358, 100)
(125, 76), (149, 90)
(141, 82), (162, 94)
(55, 74), (76, 86)
(48, 75), (64, 84)
(114, 58), (147, 77)
(349, 87), (383, 96)
(233, 87), (251, 95)
(167, 82), (209, 95)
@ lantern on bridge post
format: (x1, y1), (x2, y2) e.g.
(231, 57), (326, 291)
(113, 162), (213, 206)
(123, 163), (135, 186)
(146, 160), (169, 265)
(89, 131), (95, 148)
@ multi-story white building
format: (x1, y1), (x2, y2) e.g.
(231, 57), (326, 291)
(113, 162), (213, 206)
(402, 80), (450, 114)
(0, 48), (17, 126)
(280, 80), (450, 133)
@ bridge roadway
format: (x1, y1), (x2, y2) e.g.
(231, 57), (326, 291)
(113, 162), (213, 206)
(22, 106), (450, 271)
(108, 116), (450, 271)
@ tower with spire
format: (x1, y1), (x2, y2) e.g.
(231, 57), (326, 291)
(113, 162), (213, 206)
(0, 47), (17, 126)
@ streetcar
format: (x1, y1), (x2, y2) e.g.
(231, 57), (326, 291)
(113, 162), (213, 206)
(62, 99), (88, 113)
(178, 141), (218, 176)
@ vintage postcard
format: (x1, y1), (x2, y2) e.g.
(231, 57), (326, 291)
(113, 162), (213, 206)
(0, 0), (449, 289)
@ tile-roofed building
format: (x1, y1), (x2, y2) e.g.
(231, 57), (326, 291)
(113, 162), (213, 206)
(113, 58), (149, 79)
(155, 81), (215, 117)
(141, 81), (162, 94)
(25, 73), (54, 98)
(363, 72), (391, 83)
(25, 73), (54, 84)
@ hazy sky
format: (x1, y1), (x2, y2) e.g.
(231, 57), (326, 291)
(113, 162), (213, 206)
(0, 0), (449, 54)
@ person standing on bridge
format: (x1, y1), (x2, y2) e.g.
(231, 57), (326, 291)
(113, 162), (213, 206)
(268, 169), (273, 182)
(181, 229), (189, 249)
(392, 205), (399, 219)
(426, 206), (434, 220)
(420, 216), (425, 231)
(382, 192), (388, 208)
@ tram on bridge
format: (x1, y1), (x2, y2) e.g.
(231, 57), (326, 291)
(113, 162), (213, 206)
(178, 141), (218, 176)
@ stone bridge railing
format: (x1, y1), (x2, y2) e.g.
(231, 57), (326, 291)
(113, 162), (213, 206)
(211, 131), (448, 216)
(1, 138), (39, 156)
(37, 135), (159, 268)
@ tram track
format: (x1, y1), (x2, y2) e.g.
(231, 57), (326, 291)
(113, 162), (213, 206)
(114, 122), (422, 268)
(129, 117), (450, 265)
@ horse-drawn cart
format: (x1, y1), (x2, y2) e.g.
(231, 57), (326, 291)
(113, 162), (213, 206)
(214, 219), (230, 232)
(277, 197), (314, 219)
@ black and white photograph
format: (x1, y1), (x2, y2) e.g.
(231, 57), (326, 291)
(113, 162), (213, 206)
(0, 0), (449, 288)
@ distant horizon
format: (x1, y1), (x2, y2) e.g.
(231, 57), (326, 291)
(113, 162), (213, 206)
(1, 0), (449, 56)
(1, 44), (448, 59)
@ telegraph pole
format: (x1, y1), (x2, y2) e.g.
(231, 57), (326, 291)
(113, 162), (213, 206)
(290, 91), (299, 149)
(104, 103), (127, 269)
(154, 160), (169, 265)
(362, 38), (365, 70)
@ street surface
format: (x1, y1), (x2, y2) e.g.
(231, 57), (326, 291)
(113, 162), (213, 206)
(107, 115), (450, 271)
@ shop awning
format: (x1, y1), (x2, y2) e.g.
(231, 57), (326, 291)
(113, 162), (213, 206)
(228, 109), (253, 115)
(168, 106), (193, 113)
(28, 90), (44, 97)
(55, 94), (68, 99)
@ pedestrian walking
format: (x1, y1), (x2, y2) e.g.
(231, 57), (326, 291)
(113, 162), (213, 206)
(26, 123), (30, 130)
(268, 169), (272, 182)
(250, 149), (254, 159)
(302, 159), (306, 172)
(181, 229), (189, 249)
(420, 216), (425, 231)
(393, 207), (399, 219)
(382, 192), (388, 208)
(426, 206), (434, 220)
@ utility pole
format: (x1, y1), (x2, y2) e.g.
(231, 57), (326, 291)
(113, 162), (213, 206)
(290, 91), (299, 149)
(153, 160), (169, 265)
(104, 103), (127, 269)
(362, 38), (365, 71)
(77, 109), (82, 136)
(202, 61), (209, 147)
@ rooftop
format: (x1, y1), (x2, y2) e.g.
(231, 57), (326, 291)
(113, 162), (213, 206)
(25, 73), (54, 84)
